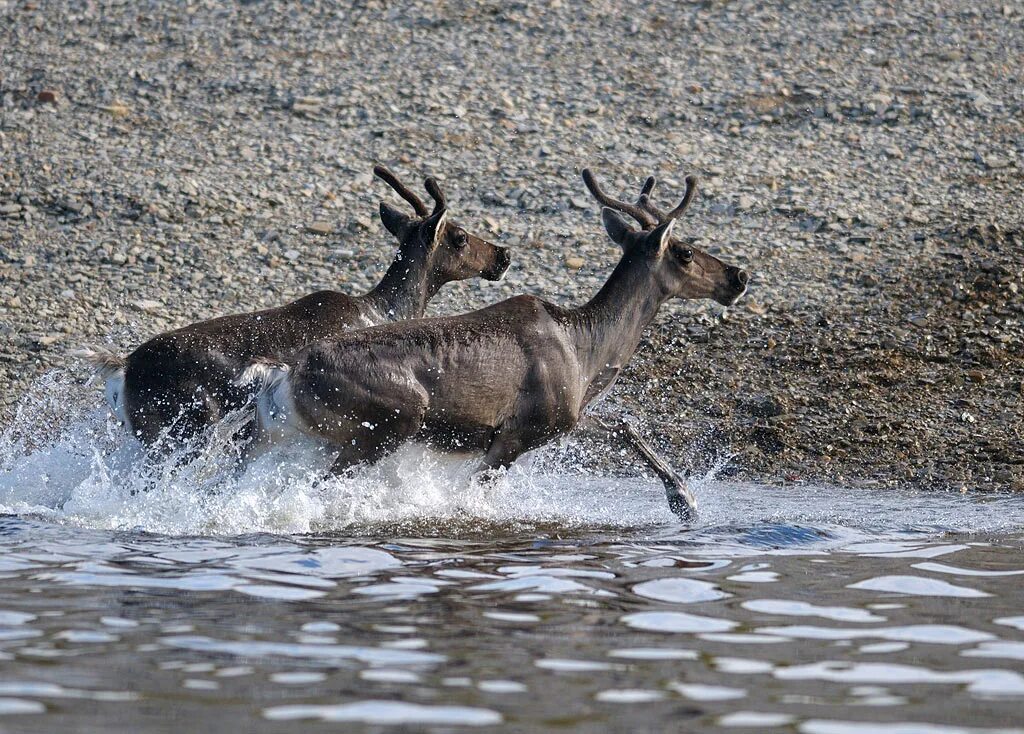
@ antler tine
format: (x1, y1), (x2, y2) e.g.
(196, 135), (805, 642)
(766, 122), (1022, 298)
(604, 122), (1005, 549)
(639, 174), (698, 223)
(423, 177), (447, 215)
(662, 174), (699, 222)
(581, 168), (659, 229)
(374, 164), (430, 217)
(637, 192), (664, 222)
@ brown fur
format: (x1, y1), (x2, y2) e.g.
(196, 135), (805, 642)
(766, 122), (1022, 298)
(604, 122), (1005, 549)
(94, 166), (511, 448)
(251, 169), (749, 478)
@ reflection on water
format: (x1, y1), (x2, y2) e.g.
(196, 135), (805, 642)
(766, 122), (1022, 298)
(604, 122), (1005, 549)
(0, 373), (1022, 731)
(0, 503), (1021, 732)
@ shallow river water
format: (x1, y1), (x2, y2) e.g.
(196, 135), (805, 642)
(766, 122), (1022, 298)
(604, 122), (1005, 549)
(0, 379), (1023, 733)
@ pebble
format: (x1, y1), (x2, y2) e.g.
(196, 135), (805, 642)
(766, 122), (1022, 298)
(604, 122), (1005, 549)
(104, 101), (130, 117)
(0, 0), (1019, 495)
(132, 300), (164, 314)
(743, 395), (787, 418)
(292, 97), (322, 115)
(306, 221), (332, 236)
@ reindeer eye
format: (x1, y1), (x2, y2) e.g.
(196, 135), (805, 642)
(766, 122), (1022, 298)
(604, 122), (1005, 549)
(453, 232), (469, 248)
(675, 246), (694, 264)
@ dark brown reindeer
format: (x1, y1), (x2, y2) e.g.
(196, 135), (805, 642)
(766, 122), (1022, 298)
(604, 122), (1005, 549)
(242, 169), (748, 518)
(77, 165), (511, 448)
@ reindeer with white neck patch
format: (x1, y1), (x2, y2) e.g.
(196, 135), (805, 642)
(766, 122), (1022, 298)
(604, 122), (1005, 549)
(242, 169), (749, 518)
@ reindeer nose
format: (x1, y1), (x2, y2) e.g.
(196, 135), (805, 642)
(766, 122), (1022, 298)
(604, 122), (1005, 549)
(485, 247), (512, 281)
(496, 247), (512, 271)
(730, 267), (749, 289)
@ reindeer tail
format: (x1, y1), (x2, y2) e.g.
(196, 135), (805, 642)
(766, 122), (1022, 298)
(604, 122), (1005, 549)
(236, 357), (291, 392)
(71, 345), (126, 380)
(236, 358), (295, 445)
(71, 345), (131, 426)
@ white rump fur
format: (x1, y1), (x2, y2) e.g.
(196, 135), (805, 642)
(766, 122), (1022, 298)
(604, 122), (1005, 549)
(237, 360), (300, 446)
(71, 345), (131, 428)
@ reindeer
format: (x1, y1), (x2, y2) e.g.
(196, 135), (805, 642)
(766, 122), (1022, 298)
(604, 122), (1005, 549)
(77, 166), (511, 448)
(241, 169), (749, 517)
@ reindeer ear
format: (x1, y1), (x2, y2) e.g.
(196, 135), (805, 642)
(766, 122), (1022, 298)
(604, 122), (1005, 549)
(420, 208), (448, 248)
(601, 207), (636, 250)
(379, 202), (413, 240)
(647, 218), (675, 257)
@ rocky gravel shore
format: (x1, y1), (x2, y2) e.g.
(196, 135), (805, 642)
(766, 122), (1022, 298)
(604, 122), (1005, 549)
(1, 0), (1021, 491)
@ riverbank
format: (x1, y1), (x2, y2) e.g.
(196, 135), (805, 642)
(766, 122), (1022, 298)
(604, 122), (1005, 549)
(1, 0), (1021, 490)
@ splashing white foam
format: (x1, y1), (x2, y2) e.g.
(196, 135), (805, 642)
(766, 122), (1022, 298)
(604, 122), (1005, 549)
(4, 370), (1024, 540)
(0, 370), (688, 536)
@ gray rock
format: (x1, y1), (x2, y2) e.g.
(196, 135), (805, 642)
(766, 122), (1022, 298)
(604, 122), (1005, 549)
(306, 221), (332, 236)
(132, 300), (164, 314)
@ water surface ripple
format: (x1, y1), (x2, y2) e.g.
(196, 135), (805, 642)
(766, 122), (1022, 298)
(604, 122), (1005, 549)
(0, 484), (1021, 732)
(1, 377), (1023, 731)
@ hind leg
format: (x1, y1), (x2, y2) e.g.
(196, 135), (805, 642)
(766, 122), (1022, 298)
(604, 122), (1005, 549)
(325, 403), (427, 476)
(479, 435), (524, 473)
(127, 383), (216, 450)
(328, 423), (423, 475)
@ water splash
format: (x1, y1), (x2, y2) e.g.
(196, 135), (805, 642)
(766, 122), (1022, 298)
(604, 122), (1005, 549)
(3, 369), (1024, 541)
(0, 369), (691, 536)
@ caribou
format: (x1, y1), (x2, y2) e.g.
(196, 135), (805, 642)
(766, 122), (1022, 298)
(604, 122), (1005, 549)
(241, 169), (749, 517)
(77, 165), (511, 448)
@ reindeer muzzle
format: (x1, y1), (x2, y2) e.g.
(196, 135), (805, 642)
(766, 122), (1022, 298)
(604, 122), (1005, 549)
(716, 267), (749, 306)
(484, 247), (512, 281)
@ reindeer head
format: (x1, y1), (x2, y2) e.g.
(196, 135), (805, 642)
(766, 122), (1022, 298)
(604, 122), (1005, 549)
(583, 169), (749, 306)
(374, 165), (511, 284)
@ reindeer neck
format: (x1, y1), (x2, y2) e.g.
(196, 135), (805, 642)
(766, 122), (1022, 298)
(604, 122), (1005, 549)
(567, 254), (670, 392)
(360, 249), (439, 322)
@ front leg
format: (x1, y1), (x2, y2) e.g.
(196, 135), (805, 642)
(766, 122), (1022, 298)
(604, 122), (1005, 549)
(588, 416), (697, 522)
(477, 429), (525, 475)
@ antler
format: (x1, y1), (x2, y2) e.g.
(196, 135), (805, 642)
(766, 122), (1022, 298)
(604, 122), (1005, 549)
(374, 164), (430, 217)
(639, 174), (698, 224)
(582, 168), (659, 229)
(423, 177), (447, 215)
(583, 168), (699, 229)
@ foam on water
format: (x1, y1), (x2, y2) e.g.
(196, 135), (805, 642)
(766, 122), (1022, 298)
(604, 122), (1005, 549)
(0, 369), (689, 535)
(2, 369), (1024, 540)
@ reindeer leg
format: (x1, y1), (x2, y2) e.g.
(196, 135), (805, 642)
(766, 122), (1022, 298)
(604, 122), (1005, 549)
(327, 432), (409, 476)
(475, 429), (525, 484)
(327, 407), (426, 476)
(588, 417), (697, 522)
